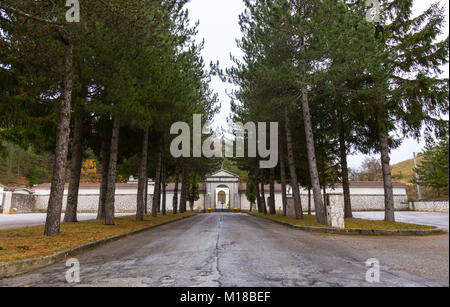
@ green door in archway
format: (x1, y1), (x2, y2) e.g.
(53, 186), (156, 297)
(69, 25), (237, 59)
(218, 191), (226, 207)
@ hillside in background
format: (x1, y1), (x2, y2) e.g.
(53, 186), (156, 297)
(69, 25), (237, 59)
(391, 155), (448, 201)
(391, 155), (423, 184)
(0, 143), (100, 187)
(0, 143), (53, 187)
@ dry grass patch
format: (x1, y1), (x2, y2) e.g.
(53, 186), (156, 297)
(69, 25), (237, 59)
(344, 217), (436, 231)
(248, 212), (437, 231)
(249, 212), (329, 228)
(0, 212), (196, 263)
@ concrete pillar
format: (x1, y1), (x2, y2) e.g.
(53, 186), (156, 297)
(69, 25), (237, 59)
(286, 197), (296, 218)
(2, 191), (12, 214)
(236, 183), (241, 209)
(327, 194), (345, 229)
(237, 186), (241, 210)
(206, 183), (212, 210)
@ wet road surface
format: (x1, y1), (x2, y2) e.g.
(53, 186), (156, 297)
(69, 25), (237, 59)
(0, 213), (447, 287)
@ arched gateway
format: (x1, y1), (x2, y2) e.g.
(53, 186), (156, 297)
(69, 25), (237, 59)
(205, 170), (240, 211)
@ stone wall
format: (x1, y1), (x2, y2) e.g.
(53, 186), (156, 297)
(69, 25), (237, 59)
(349, 195), (409, 211)
(284, 196), (318, 216)
(11, 194), (35, 213)
(10, 192), (208, 214)
(285, 195), (448, 216)
(285, 195), (408, 213)
(13, 194), (154, 213)
(409, 200), (449, 213)
(8, 191), (446, 214)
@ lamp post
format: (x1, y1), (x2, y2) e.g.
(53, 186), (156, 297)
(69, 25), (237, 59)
(413, 152), (422, 200)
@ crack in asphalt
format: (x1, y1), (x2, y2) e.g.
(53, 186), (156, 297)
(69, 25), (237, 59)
(212, 215), (223, 287)
(191, 214), (223, 287)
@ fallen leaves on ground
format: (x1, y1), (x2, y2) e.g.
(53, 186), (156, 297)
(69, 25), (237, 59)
(0, 213), (196, 263)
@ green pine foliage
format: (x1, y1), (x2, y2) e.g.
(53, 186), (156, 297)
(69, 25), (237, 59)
(414, 131), (449, 198)
(245, 176), (257, 206)
(187, 173), (200, 210)
(0, 0), (219, 187)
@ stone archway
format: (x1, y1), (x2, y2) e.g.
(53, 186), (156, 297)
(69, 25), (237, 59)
(205, 169), (240, 211)
(216, 186), (229, 209)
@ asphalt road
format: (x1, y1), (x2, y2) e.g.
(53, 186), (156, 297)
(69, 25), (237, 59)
(0, 213), (448, 287)
(354, 211), (449, 230)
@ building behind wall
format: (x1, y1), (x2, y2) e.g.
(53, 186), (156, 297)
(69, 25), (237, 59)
(2, 170), (415, 214)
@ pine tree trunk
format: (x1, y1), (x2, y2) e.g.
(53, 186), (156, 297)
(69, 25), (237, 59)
(144, 179), (148, 215)
(44, 44), (73, 236)
(280, 142), (288, 216)
(254, 166), (262, 213)
(161, 158), (167, 216)
(97, 134), (110, 220)
(379, 134), (395, 222)
(136, 129), (149, 221)
(300, 89), (326, 225)
(64, 113), (84, 223)
(152, 149), (162, 217)
(308, 187), (312, 215)
(284, 106), (303, 219)
(269, 168), (276, 214)
(105, 116), (120, 225)
(260, 170), (267, 214)
(158, 183), (162, 213)
(173, 165), (180, 214)
(321, 155), (327, 206)
(339, 125), (352, 218)
(180, 165), (188, 213)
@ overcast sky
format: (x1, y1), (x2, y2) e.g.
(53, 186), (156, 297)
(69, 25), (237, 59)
(186, 0), (449, 169)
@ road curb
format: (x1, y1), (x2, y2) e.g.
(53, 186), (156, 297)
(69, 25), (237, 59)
(0, 213), (198, 279)
(247, 213), (447, 236)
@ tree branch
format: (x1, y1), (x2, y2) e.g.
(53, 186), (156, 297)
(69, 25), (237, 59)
(0, 2), (72, 44)
(0, 1), (67, 26)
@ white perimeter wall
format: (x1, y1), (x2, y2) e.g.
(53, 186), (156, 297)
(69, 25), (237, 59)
(18, 184), (409, 213)
(240, 187), (409, 212)
(32, 186), (205, 213)
(0, 185), (4, 209)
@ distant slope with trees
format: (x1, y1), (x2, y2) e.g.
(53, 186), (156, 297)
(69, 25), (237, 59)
(351, 132), (449, 201)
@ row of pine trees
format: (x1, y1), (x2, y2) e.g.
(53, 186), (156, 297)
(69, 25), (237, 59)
(0, 1), (220, 236)
(0, 1), (448, 234)
(228, 0), (448, 224)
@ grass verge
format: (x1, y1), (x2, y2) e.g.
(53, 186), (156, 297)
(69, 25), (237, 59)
(247, 212), (438, 231)
(0, 212), (196, 263)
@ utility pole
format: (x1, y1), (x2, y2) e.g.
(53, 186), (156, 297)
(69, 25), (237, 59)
(413, 152), (422, 200)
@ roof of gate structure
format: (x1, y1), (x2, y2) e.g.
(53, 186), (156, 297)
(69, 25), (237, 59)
(206, 169), (240, 182)
(207, 169), (240, 179)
